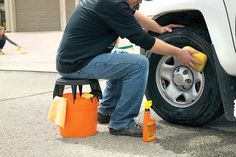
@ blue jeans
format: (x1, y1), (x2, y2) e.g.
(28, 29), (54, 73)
(60, 49), (149, 130)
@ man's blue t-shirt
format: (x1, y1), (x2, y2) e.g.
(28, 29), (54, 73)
(57, 0), (155, 73)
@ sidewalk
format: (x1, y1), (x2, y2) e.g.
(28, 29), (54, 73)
(0, 32), (61, 72)
(0, 32), (140, 72)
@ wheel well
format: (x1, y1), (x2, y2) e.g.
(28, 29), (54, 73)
(149, 10), (212, 43)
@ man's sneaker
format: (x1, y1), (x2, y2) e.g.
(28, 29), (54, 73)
(109, 124), (143, 137)
(97, 112), (110, 124)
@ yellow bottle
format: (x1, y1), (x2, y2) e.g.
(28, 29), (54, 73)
(183, 46), (207, 72)
(143, 100), (157, 142)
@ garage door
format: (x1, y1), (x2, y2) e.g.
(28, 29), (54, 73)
(15, 0), (61, 32)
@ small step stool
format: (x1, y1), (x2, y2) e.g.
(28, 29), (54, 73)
(53, 78), (102, 101)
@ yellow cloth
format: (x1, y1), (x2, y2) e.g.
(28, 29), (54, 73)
(48, 96), (67, 128)
(81, 93), (94, 99)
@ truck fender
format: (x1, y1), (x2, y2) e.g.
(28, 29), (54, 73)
(212, 44), (236, 121)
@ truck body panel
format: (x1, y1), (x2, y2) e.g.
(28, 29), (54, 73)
(140, 0), (236, 75)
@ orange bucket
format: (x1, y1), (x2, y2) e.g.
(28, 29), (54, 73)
(60, 93), (98, 138)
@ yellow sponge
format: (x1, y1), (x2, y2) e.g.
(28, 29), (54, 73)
(183, 46), (207, 72)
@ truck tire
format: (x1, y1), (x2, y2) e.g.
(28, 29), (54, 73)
(146, 28), (224, 126)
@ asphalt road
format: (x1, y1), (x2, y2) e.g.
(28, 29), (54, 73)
(0, 71), (236, 157)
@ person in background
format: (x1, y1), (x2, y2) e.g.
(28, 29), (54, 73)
(0, 26), (21, 55)
(56, 0), (201, 137)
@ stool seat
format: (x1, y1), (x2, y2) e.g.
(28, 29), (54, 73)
(53, 78), (102, 101)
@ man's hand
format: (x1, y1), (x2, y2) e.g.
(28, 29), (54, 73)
(176, 48), (202, 71)
(159, 24), (184, 34)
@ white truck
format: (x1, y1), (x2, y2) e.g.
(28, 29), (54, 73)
(140, 0), (236, 126)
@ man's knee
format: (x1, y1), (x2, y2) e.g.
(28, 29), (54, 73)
(136, 55), (149, 71)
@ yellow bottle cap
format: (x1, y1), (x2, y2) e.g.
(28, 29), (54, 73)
(145, 100), (152, 109)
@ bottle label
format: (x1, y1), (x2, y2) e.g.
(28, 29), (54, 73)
(147, 122), (156, 139)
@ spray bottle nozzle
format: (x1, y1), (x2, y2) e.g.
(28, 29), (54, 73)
(145, 100), (152, 109)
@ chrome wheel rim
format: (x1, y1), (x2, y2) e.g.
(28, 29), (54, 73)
(156, 56), (205, 108)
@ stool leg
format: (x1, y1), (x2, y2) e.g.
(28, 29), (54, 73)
(53, 84), (59, 98)
(58, 85), (65, 97)
(90, 80), (102, 99)
(71, 85), (77, 103)
(79, 85), (83, 97)
(53, 84), (65, 98)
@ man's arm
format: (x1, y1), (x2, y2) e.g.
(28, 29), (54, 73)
(150, 38), (201, 70)
(133, 10), (199, 69)
(133, 10), (162, 33)
(134, 10), (184, 33)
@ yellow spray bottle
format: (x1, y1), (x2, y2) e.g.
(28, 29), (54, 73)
(143, 100), (157, 142)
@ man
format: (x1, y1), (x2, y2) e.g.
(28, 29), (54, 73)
(56, 0), (200, 137)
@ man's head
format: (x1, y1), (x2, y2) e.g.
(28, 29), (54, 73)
(127, 0), (142, 7)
